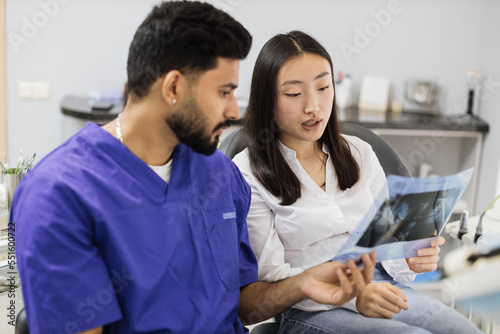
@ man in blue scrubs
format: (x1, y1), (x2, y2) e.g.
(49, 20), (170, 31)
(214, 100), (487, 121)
(13, 2), (375, 333)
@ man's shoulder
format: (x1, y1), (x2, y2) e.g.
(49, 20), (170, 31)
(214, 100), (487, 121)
(22, 124), (111, 187)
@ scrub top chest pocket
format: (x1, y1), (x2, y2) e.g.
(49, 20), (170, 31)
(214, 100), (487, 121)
(203, 208), (239, 291)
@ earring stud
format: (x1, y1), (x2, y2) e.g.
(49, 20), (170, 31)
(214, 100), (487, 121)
(173, 99), (177, 105)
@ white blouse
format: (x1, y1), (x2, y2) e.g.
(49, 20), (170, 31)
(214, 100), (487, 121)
(233, 135), (415, 312)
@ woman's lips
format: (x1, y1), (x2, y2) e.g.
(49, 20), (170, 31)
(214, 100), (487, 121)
(301, 119), (322, 130)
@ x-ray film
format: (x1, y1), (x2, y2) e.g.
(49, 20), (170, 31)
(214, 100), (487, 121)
(333, 168), (473, 264)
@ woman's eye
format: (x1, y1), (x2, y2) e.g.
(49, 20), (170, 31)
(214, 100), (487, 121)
(318, 85), (330, 91)
(285, 93), (301, 97)
(221, 91), (230, 97)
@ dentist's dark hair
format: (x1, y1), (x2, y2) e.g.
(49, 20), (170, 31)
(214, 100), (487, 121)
(242, 30), (359, 205)
(127, 1), (252, 100)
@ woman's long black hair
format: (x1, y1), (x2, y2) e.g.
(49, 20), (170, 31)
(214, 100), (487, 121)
(242, 30), (360, 205)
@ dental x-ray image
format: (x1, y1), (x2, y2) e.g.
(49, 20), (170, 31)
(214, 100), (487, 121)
(356, 187), (461, 248)
(332, 169), (473, 263)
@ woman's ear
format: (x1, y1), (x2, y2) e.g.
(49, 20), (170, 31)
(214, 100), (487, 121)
(161, 70), (185, 106)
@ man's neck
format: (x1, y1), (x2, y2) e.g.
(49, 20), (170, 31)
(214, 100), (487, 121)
(102, 99), (179, 166)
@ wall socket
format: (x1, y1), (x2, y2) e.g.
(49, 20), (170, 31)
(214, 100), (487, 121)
(18, 81), (51, 100)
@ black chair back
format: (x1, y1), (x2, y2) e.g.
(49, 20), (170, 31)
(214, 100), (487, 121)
(339, 122), (410, 177)
(16, 308), (30, 334)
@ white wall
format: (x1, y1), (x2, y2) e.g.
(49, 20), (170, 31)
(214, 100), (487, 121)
(5, 0), (499, 213)
(475, 0), (500, 212)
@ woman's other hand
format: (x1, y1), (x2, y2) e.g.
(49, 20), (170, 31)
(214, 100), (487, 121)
(406, 236), (445, 273)
(356, 282), (408, 318)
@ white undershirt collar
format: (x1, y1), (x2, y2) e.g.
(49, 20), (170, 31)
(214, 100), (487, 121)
(148, 159), (173, 183)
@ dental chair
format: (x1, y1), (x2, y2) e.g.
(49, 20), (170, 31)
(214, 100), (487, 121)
(15, 308), (29, 334)
(218, 122), (411, 334)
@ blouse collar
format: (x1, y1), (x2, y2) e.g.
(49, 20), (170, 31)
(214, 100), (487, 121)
(278, 140), (330, 162)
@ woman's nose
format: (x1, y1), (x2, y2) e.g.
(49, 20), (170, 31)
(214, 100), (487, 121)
(304, 94), (319, 114)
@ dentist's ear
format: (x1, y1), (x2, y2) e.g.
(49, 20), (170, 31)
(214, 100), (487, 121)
(161, 70), (185, 106)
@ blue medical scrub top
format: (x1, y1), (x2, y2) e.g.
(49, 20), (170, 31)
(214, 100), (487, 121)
(13, 123), (258, 334)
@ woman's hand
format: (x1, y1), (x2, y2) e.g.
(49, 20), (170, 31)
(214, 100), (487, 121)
(302, 251), (376, 306)
(356, 282), (408, 318)
(239, 252), (377, 325)
(406, 236), (445, 273)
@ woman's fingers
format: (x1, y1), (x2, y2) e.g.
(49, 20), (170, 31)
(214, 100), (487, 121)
(430, 236), (445, 247)
(417, 246), (441, 257)
(347, 260), (366, 295)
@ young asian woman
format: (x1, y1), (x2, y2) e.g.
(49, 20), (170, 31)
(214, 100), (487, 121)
(233, 30), (482, 334)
